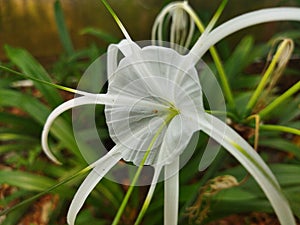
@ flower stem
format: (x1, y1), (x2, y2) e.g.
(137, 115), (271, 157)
(245, 39), (291, 116)
(112, 112), (178, 225)
(259, 81), (300, 119)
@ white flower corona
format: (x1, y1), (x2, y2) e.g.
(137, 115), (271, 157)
(105, 41), (203, 167)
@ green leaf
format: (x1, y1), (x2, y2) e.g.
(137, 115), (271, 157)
(54, 0), (74, 56)
(0, 133), (36, 142)
(4, 45), (63, 107)
(0, 112), (39, 132)
(0, 143), (35, 154)
(0, 89), (81, 162)
(80, 27), (119, 43)
(1, 203), (28, 225)
(76, 209), (107, 225)
(0, 170), (55, 192)
(224, 36), (254, 82)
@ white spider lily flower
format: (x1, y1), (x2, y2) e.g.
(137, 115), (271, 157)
(152, 1), (195, 53)
(41, 3), (300, 225)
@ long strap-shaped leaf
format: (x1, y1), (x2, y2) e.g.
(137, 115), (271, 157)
(4, 46), (63, 106)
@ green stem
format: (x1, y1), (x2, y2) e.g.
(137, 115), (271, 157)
(245, 40), (289, 116)
(210, 48), (235, 110)
(111, 112), (177, 225)
(260, 124), (300, 136)
(0, 165), (92, 217)
(259, 81), (300, 119)
(184, 1), (235, 110)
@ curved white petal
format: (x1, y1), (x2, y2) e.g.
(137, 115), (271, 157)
(67, 145), (122, 225)
(107, 40), (141, 82)
(189, 7), (300, 62)
(42, 95), (114, 164)
(143, 165), (162, 204)
(164, 157), (179, 225)
(197, 113), (296, 225)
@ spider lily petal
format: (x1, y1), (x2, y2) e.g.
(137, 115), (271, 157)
(67, 145), (124, 225)
(164, 157), (179, 225)
(42, 92), (167, 164)
(190, 7), (300, 61)
(42, 95), (115, 164)
(196, 112), (295, 225)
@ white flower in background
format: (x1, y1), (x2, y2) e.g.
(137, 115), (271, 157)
(152, 1), (195, 53)
(42, 1), (300, 225)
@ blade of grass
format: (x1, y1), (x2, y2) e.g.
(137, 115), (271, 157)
(0, 170), (56, 192)
(54, 0), (75, 56)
